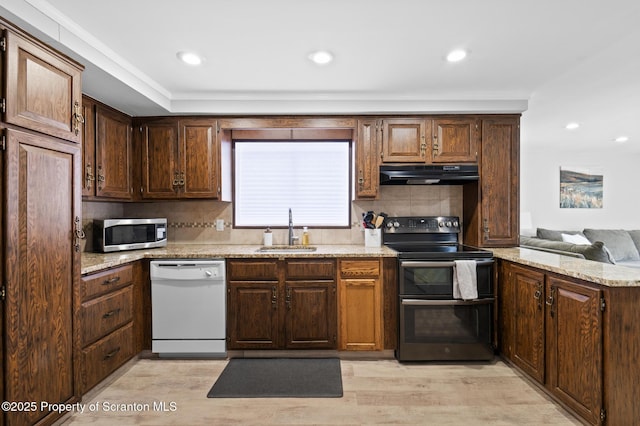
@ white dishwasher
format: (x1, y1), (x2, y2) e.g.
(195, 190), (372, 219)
(151, 259), (226, 357)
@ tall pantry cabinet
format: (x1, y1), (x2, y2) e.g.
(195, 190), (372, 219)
(1, 20), (83, 426)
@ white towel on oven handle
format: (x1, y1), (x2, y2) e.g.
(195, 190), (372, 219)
(453, 260), (478, 300)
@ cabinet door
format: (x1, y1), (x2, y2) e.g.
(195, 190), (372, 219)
(431, 118), (478, 163)
(510, 264), (545, 383)
(355, 119), (380, 198)
(479, 117), (519, 246)
(546, 276), (603, 425)
(227, 282), (280, 349)
(382, 118), (428, 162)
(338, 278), (382, 350)
(95, 105), (132, 199)
(140, 119), (180, 199)
(285, 281), (337, 349)
(4, 30), (83, 143)
(82, 96), (96, 196)
(178, 118), (219, 198)
(3, 128), (79, 425)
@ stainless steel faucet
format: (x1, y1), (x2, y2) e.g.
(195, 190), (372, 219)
(288, 208), (298, 245)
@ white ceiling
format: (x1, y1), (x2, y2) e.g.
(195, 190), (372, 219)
(2, 0), (640, 152)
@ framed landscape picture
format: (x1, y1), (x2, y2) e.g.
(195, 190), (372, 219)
(559, 166), (603, 208)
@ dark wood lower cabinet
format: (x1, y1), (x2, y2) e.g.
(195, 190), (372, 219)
(497, 260), (640, 426)
(545, 275), (602, 425)
(226, 259), (337, 350)
(76, 264), (138, 394)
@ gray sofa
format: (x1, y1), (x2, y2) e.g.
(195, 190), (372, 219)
(520, 228), (640, 268)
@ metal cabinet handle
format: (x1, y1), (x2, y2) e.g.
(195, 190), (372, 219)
(271, 285), (277, 307)
(73, 101), (85, 136)
(97, 165), (105, 191)
(103, 346), (121, 360)
(534, 282), (543, 310)
(85, 164), (95, 190)
(546, 287), (556, 317)
(102, 276), (121, 285)
(74, 216), (85, 252)
(102, 308), (121, 319)
(285, 287), (292, 310)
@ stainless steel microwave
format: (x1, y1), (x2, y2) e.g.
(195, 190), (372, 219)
(94, 218), (167, 252)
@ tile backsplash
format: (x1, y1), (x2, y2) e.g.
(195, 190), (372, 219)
(82, 185), (462, 249)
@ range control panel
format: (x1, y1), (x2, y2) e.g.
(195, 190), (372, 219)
(383, 216), (460, 233)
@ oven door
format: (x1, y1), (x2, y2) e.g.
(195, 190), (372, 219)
(398, 298), (494, 361)
(399, 260), (493, 298)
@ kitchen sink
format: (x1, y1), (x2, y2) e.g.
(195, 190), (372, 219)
(256, 245), (317, 253)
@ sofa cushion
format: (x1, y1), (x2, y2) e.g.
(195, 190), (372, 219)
(627, 230), (640, 253)
(561, 233), (592, 245)
(583, 229), (640, 261)
(536, 228), (585, 241)
(520, 236), (614, 263)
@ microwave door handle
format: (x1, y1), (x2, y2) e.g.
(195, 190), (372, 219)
(401, 298), (495, 306)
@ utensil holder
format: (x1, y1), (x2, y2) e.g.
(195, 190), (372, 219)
(364, 228), (382, 247)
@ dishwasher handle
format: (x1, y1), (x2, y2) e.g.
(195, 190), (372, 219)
(155, 263), (200, 268)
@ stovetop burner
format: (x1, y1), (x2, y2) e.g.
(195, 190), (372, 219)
(382, 216), (493, 259)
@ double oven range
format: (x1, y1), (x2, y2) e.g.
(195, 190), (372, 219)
(383, 216), (495, 362)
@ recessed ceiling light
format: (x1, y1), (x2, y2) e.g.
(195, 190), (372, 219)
(614, 136), (629, 143)
(446, 49), (467, 62)
(177, 51), (203, 66)
(308, 50), (333, 65)
(565, 122), (580, 130)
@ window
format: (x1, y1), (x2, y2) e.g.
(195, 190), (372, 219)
(234, 141), (350, 227)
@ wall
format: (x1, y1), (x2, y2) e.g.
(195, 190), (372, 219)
(82, 185), (463, 249)
(520, 145), (640, 233)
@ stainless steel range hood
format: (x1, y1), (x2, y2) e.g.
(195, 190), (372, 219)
(380, 164), (479, 185)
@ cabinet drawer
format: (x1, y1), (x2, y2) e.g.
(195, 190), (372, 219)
(81, 264), (133, 301)
(227, 259), (279, 280)
(80, 286), (134, 346)
(340, 259), (380, 278)
(286, 259), (335, 280)
(81, 322), (135, 392)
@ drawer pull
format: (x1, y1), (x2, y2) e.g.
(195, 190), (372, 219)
(103, 347), (121, 360)
(102, 276), (121, 285)
(102, 308), (121, 319)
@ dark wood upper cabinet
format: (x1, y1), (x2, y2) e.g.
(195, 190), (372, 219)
(82, 96), (133, 200)
(430, 118), (479, 163)
(179, 118), (219, 198)
(464, 116), (520, 247)
(355, 119), (380, 198)
(140, 117), (220, 199)
(381, 118), (428, 163)
(3, 29), (83, 143)
(95, 105), (133, 199)
(82, 96), (96, 197)
(140, 118), (180, 199)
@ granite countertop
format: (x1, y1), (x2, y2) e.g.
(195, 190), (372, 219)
(492, 247), (640, 288)
(81, 243), (398, 275)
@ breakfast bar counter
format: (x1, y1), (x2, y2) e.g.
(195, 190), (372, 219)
(493, 246), (640, 287)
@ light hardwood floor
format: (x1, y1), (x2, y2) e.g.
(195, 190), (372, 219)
(59, 357), (582, 425)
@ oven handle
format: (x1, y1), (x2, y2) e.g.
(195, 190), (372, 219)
(399, 259), (494, 268)
(401, 298), (495, 306)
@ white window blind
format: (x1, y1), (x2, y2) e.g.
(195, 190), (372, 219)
(234, 141), (350, 227)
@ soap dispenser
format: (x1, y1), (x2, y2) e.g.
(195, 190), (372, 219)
(301, 227), (310, 246)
